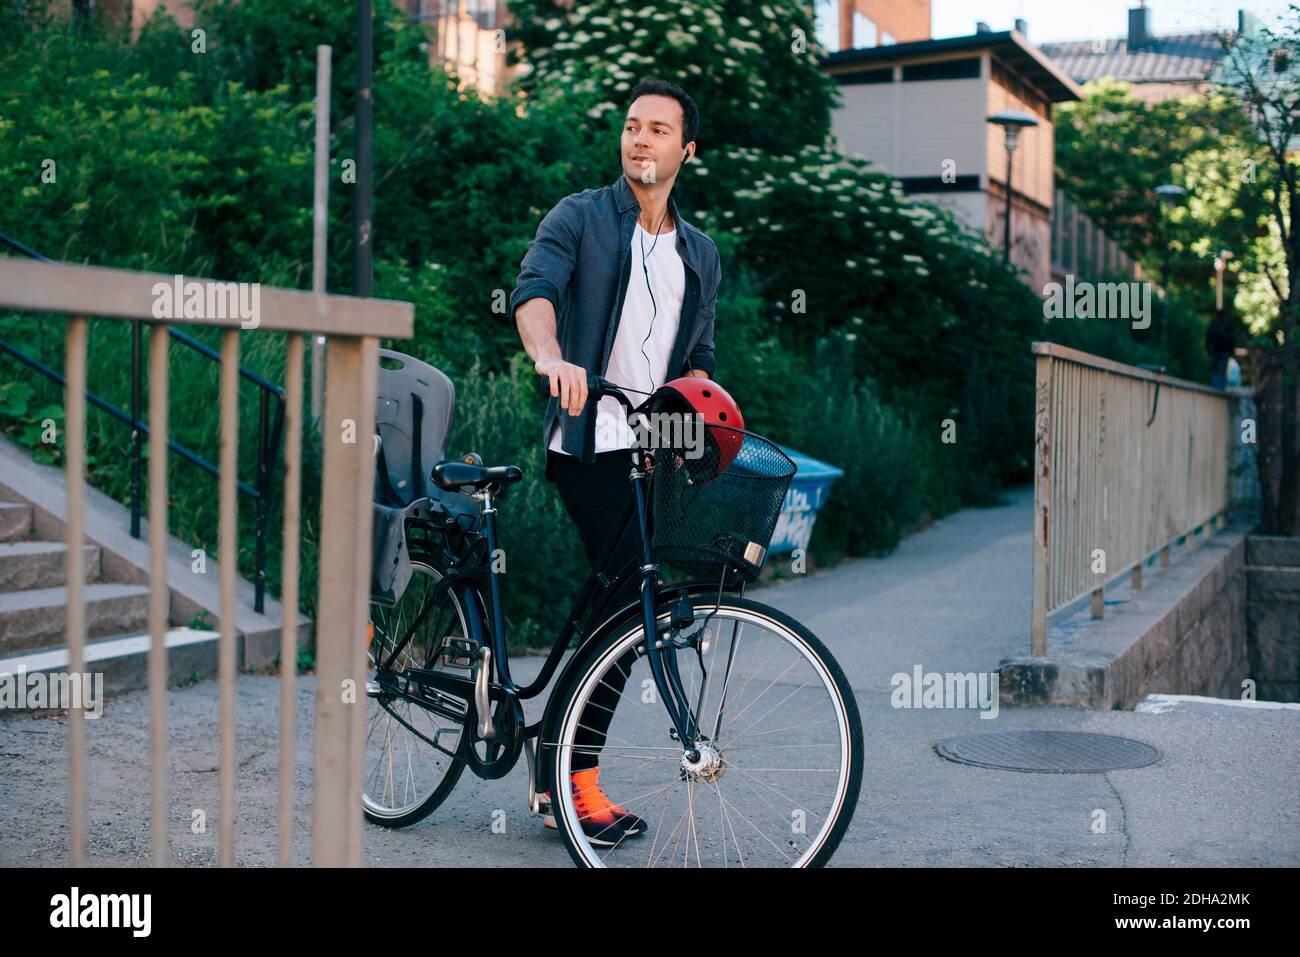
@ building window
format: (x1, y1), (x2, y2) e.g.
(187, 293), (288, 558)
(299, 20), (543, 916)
(466, 0), (495, 29)
(852, 11), (877, 48)
(902, 58), (981, 81)
(813, 0), (840, 53)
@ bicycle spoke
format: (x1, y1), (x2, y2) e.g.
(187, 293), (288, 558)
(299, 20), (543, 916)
(709, 776), (746, 868)
(641, 777), (683, 868)
(724, 760), (840, 799)
(724, 713), (841, 746)
(723, 762), (830, 828)
(362, 562), (469, 821)
(708, 785), (798, 865)
(717, 655), (804, 741)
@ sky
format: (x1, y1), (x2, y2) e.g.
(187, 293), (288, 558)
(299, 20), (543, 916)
(931, 0), (1297, 43)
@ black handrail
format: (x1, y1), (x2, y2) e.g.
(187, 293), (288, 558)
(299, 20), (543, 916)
(0, 233), (285, 613)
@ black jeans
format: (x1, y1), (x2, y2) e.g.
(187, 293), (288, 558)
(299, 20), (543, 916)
(548, 449), (643, 772)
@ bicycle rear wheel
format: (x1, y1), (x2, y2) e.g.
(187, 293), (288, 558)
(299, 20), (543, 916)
(549, 597), (862, 867)
(363, 559), (471, 828)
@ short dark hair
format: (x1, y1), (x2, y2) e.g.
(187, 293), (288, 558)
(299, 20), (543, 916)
(626, 77), (699, 149)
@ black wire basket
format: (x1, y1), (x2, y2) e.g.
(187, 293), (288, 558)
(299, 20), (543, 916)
(649, 423), (796, 582)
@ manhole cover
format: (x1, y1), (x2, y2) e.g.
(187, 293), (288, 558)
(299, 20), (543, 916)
(935, 731), (1160, 773)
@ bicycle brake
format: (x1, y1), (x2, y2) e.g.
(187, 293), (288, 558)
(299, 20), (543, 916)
(671, 591), (695, 631)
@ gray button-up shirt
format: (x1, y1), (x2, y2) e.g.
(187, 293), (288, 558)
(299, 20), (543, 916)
(509, 174), (721, 471)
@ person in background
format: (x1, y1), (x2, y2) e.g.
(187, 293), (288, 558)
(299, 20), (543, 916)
(1206, 307), (1237, 390)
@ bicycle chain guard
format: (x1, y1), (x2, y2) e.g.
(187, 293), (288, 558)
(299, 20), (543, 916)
(460, 691), (524, 780)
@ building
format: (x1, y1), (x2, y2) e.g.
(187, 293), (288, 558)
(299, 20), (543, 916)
(1037, 5), (1261, 282)
(77, 0), (511, 96)
(1038, 5), (1249, 105)
(812, 0), (932, 52)
(823, 28), (1082, 292)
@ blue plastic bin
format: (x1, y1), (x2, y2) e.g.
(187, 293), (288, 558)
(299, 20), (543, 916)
(767, 445), (844, 555)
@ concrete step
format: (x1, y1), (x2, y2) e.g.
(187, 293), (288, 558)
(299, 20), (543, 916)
(0, 628), (221, 711)
(0, 583), (151, 655)
(0, 503), (32, 543)
(1136, 692), (1300, 716)
(0, 542), (100, 593)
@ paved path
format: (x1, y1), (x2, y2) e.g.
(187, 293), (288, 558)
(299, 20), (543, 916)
(3, 486), (1297, 866)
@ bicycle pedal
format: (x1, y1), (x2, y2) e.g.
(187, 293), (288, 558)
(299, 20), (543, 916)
(439, 637), (478, 670)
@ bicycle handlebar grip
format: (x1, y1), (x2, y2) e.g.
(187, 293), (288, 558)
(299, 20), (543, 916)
(535, 369), (606, 395)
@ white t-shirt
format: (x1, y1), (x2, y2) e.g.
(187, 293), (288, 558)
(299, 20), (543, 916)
(550, 222), (686, 455)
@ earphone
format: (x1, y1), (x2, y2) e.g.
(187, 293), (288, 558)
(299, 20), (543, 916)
(638, 205), (670, 391)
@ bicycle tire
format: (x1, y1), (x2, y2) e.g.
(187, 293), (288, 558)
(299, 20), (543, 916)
(548, 596), (863, 867)
(362, 559), (472, 829)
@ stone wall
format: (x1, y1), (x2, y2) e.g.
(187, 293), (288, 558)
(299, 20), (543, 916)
(1246, 535), (1300, 702)
(1001, 529), (1251, 708)
(1145, 535), (1251, 701)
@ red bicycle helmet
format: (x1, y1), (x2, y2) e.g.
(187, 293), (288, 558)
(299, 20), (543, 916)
(644, 377), (745, 480)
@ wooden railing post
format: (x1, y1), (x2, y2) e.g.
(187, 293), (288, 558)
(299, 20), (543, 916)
(1032, 351), (1052, 656)
(218, 329), (240, 867)
(64, 316), (88, 867)
(311, 334), (378, 867)
(277, 334), (304, 867)
(147, 324), (170, 867)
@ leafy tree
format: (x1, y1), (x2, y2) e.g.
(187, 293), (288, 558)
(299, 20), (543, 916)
(505, 0), (839, 158)
(1217, 7), (1300, 533)
(1054, 77), (1275, 381)
(1056, 79), (1271, 293)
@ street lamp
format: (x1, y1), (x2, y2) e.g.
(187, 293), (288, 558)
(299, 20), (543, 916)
(1154, 184), (1186, 358)
(1214, 249), (1234, 311)
(987, 110), (1039, 264)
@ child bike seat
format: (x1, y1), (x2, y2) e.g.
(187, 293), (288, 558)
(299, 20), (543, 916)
(371, 349), (480, 605)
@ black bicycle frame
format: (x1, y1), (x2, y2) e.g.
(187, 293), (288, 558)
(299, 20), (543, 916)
(383, 381), (743, 776)
(389, 458), (739, 767)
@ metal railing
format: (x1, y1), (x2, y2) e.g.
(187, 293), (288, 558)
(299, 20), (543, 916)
(1030, 342), (1233, 654)
(0, 254), (413, 867)
(0, 233), (285, 612)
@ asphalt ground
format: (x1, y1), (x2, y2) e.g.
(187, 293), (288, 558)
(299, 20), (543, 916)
(2, 486), (1296, 867)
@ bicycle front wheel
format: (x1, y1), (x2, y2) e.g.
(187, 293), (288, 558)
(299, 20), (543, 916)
(549, 597), (862, 867)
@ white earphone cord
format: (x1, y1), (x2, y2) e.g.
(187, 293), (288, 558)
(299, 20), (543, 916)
(631, 145), (686, 395)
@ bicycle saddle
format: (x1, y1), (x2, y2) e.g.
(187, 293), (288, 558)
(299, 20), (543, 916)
(431, 461), (523, 492)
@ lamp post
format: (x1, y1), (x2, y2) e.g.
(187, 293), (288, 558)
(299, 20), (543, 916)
(987, 110), (1039, 264)
(355, 0), (374, 298)
(1154, 184), (1186, 359)
(1214, 249), (1234, 311)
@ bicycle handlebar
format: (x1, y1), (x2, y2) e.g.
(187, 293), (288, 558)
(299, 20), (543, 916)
(536, 370), (636, 413)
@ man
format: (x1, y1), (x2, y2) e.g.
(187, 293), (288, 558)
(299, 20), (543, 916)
(509, 77), (721, 845)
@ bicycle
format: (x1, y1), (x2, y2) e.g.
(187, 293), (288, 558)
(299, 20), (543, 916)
(363, 352), (863, 867)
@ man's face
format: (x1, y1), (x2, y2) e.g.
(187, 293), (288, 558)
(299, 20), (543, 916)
(622, 94), (690, 186)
